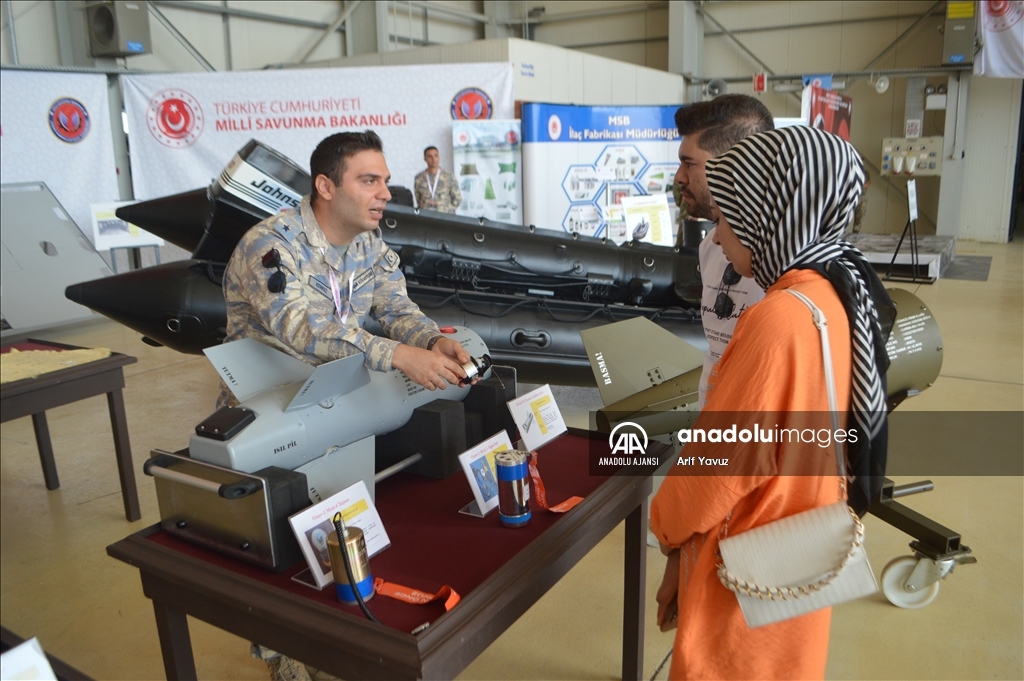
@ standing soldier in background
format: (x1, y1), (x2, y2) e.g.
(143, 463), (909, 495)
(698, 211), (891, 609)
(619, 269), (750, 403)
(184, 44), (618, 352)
(414, 145), (462, 213)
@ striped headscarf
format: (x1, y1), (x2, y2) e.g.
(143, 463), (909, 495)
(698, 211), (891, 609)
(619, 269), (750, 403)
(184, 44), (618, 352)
(705, 125), (893, 514)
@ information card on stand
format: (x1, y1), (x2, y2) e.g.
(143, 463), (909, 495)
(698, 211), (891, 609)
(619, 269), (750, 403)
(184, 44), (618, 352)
(288, 480), (390, 589)
(506, 384), (567, 451)
(458, 429), (515, 516)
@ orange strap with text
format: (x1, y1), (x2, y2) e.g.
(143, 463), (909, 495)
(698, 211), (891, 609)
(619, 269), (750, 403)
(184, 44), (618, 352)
(373, 577), (460, 611)
(528, 450), (584, 513)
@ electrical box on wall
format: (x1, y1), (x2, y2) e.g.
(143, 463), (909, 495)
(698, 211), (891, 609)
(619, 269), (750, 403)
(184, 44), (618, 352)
(942, 1), (976, 65)
(86, 1), (152, 58)
(880, 137), (944, 177)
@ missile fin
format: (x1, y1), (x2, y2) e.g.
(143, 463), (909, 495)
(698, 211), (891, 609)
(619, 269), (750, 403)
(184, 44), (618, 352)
(204, 338), (313, 403)
(286, 353), (370, 412)
(581, 317), (705, 407)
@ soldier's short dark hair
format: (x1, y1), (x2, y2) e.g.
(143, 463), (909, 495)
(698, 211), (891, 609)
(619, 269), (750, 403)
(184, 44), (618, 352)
(674, 95), (775, 156)
(310, 130), (384, 202)
(423, 146), (438, 155)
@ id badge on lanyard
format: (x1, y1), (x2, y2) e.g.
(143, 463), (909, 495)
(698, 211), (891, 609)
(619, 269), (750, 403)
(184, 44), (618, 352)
(322, 247), (354, 324)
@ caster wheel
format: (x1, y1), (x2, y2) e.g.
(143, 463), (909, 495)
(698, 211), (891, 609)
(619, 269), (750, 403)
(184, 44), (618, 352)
(881, 556), (940, 608)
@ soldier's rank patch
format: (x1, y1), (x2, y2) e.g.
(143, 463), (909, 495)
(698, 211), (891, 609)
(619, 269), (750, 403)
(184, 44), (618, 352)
(382, 248), (400, 270)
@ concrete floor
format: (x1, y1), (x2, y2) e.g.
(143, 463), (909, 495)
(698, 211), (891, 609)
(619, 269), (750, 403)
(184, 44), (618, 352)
(1, 239), (1021, 680)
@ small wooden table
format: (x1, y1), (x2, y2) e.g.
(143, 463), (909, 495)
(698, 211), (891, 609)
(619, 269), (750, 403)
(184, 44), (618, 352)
(1, 339), (140, 521)
(108, 430), (668, 679)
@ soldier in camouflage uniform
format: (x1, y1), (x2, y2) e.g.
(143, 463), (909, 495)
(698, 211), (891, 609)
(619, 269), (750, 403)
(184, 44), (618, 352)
(413, 145), (462, 213)
(226, 131), (473, 681)
(223, 130), (471, 405)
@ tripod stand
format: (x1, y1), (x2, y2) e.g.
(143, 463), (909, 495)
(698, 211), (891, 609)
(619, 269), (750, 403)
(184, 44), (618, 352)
(885, 218), (935, 283)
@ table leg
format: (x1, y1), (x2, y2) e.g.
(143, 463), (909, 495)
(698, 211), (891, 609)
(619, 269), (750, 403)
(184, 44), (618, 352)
(153, 600), (197, 681)
(622, 497), (647, 681)
(107, 389), (141, 521)
(31, 412), (60, 490)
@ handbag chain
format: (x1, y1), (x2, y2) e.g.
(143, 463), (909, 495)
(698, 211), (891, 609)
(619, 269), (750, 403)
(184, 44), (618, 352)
(715, 288), (864, 602)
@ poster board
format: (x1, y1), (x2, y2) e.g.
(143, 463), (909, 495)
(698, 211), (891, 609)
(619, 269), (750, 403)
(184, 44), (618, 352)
(453, 119), (523, 224)
(521, 103), (680, 243)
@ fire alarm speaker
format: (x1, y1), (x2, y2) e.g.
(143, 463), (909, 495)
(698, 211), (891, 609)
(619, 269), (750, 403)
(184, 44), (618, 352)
(87, 1), (152, 58)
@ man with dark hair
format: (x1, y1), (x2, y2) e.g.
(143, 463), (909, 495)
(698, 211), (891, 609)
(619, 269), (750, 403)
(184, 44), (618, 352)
(223, 130), (471, 401)
(413, 145), (462, 213)
(225, 131), (473, 681)
(673, 94), (774, 408)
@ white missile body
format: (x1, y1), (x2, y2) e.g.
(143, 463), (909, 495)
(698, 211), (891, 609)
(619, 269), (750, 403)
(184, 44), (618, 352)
(189, 326), (490, 501)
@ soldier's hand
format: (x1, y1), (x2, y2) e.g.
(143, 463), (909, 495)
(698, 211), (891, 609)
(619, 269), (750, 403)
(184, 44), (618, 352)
(432, 337), (471, 365)
(392, 343), (466, 390)
(433, 336), (480, 386)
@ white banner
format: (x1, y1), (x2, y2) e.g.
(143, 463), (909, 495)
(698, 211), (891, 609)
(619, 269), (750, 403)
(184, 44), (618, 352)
(0, 70), (119, 236)
(453, 120), (522, 224)
(975, 1), (1024, 78)
(122, 64), (514, 201)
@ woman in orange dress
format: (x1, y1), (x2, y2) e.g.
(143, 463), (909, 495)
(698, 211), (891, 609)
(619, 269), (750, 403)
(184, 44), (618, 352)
(651, 126), (894, 680)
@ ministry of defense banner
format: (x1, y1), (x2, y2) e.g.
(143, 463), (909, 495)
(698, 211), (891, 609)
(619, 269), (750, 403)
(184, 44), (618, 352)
(122, 63), (514, 202)
(0, 70), (119, 235)
(521, 103), (680, 243)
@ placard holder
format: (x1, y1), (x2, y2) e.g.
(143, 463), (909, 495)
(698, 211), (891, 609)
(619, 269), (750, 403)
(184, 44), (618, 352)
(459, 500), (486, 517)
(291, 567), (327, 590)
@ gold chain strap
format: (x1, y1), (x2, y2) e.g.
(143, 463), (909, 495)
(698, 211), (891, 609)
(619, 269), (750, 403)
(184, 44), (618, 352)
(716, 506), (864, 601)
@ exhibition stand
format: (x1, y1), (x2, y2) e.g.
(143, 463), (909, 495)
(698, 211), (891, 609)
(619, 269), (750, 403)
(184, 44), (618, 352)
(108, 429), (670, 680)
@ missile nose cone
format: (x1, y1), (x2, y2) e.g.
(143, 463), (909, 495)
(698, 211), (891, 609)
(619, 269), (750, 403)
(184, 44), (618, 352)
(116, 187), (213, 255)
(65, 261), (227, 354)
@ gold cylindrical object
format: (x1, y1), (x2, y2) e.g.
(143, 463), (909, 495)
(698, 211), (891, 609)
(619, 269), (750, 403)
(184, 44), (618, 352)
(327, 526), (374, 604)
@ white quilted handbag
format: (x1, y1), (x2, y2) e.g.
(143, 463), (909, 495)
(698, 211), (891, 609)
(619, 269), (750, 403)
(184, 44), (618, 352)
(716, 289), (878, 629)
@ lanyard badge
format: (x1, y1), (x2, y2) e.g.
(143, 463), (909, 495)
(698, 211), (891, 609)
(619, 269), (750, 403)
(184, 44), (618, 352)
(322, 247), (354, 325)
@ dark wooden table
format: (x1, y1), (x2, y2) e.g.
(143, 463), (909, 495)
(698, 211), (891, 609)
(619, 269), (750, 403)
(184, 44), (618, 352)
(108, 430), (668, 680)
(1, 339), (140, 521)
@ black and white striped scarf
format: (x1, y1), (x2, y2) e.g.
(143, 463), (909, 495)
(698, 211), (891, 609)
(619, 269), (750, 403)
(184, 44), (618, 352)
(705, 126), (894, 514)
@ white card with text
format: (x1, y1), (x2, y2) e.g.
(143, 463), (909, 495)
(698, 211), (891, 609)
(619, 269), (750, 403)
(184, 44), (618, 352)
(288, 480), (390, 589)
(458, 430), (515, 515)
(506, 384), (567, 451)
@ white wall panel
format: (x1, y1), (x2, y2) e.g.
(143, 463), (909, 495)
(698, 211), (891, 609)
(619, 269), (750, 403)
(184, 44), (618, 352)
(581, 52), (613, 104)
(609, 58), (637, 105)
(577, 44), (648, 71)
(960, 78), (1022, 243)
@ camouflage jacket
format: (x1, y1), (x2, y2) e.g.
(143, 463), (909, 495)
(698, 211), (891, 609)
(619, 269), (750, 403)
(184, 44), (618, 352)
(223, 196), (441, 374)
(413, 168), (462, 214)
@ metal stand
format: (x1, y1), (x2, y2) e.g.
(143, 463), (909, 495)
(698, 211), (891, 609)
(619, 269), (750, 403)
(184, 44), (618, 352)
(884, 218), (935, 284)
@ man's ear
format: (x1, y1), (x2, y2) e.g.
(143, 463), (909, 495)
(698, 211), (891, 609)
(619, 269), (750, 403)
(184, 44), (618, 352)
(314, 174), (335, 202)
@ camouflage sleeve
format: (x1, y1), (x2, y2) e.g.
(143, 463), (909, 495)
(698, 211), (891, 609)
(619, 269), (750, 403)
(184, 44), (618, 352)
(368, 243), (441, 354)
(449, 173), (462, 210)
(227, 229), (399, 370)
(412, 172), (429, 209)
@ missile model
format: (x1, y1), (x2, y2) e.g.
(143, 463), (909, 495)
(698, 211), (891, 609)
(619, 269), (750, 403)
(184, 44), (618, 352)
(143, 325), (498, 570)
(582, 287), (944, 436)
(187, 326), (489, 503)
(64, 139), (706, 384)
